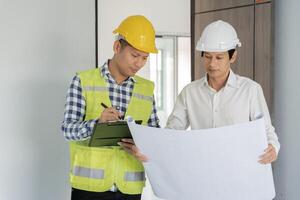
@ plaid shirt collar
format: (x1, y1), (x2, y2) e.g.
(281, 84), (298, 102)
(100, 61), (137, 84)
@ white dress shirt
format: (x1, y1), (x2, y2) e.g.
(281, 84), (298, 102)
(166, 70), (280, 153)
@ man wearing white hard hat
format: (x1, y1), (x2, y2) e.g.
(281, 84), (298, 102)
(166, 20), (279, 164)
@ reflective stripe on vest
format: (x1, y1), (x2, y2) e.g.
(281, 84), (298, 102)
(124, 171), (146, 181)
(82, 86), (108, 92)
(73, 166), (104, 179)
(132, 93), (153, 102)
(83, 86), (153, 103)
(73, 165), (144, 182)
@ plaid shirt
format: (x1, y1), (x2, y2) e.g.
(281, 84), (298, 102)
(61, 62), (160, 140)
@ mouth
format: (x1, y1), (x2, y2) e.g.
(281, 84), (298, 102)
(208, 69), (219, 72)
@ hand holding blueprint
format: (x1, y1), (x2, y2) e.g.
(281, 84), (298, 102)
(128, 118), (275, 200)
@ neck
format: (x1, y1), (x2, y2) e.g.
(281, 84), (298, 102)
(208, 72), (230, 92)
(108, 58), (128, 84)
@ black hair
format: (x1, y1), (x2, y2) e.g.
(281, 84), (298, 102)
(119, 39), (132, 50)
(228, 49), (235, 59)
(201, 49), (236, 59)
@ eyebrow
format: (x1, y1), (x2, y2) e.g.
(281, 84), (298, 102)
(132, 51), (149, 57)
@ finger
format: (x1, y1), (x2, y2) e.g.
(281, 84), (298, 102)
(119, 142), (137, 152)
(259, 152), (276, 164)
(101, 107), (123, 121)
(121, 138), (135, 144)
(118, 142), (133, 153)
(104, 113), (120, 121)
(259, 151), (272, 161)
(100, 114), (119, 122)
(259, 156), (275, 164)
(264, 146), (274, 153)
(260, 147), (276, 159)
(259, 155), (271, 164)
(118, 143), (132, 154)
(118, 142), (148, 162)
(136, 154), (148, 162)
(99, 108), (118, 122)
(259, 145), (275, 159)
(102, 107), (116, 115)
(107, 107), (122, 117)
(264, 147), (272, 153)
(101, 108), (115, 116)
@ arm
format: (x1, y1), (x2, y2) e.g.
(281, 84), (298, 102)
(61, 75), (97, 141)
(165, 87), (190, 130)
(147, 95), (160, 128)
(61, 75), (121, 141)
(250, 84), (280, 163)
(119, 95), (160, 162)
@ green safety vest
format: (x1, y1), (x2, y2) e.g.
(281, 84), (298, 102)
(69, 68), (154, 194)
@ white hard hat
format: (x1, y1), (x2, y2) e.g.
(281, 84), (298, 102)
(196, 20), (241, 52)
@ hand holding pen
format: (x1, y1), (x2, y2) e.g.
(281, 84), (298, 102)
(98, 102), (124, 123)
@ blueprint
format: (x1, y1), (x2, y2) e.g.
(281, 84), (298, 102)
(128, 118), (275, 200)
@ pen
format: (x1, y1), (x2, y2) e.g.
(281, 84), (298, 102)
(101, 102), (108, 109)
(101, 102), (124, 120)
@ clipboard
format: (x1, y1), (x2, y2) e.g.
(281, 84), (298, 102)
(89, 120), (142, 147)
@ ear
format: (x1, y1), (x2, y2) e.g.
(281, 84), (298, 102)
(113, 40), (121, 54)
(229, 50), (237, 64)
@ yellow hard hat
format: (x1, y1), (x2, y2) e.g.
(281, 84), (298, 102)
(113, 15), (158, 54)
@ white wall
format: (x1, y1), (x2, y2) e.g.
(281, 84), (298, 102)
(97, 0), (190, 69)
(0, 1), (95, 199)
(273, 0), (300, 199)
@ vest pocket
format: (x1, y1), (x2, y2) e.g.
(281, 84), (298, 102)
(70, 146), (115, 192)
(115, 150), (146, 194)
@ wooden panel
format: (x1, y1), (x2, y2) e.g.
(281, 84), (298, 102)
(193, 6), (254, 80)
(255, 0), (271, 4)
(255, 3), (272, 110)
(195, 0), (254, 13)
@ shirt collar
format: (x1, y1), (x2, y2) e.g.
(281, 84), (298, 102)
(226, 69), (238, 88)
(100, 60), (136, 83)
(202, 69), (238, 88)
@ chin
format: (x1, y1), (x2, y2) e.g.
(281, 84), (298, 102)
(208, 71), (219, 77)
(130, 69), (139, 75)
(125, 72), (135, 77)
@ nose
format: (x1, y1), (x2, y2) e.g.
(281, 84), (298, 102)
(209, 57), (218, 68)
(135, 57), (146, 69)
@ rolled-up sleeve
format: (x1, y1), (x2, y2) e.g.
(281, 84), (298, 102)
(250, 84), (280, 154)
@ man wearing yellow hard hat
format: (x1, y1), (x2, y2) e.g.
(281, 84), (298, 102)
(61, 15), (160, 200)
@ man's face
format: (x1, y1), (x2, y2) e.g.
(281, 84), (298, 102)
(203, 51), (236, 80)
(114, 41), (149, 77)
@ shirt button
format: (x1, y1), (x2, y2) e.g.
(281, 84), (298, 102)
(116, 106), (120, 110)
